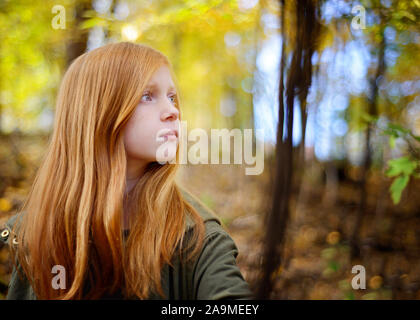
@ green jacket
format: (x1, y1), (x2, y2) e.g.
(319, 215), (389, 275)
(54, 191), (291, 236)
(0, 188), (254, 300)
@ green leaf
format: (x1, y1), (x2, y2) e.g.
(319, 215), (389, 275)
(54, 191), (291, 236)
(321, 247), (337, 260)
(382, 128), (399, 138)
(390, 174), (410, 204)
(389, 135), (396, 149)
(80, 17), (108, 30)
(344, 291), (355, 300)
(361, 112), (378, 124)
(409, 132), (420, 142)
(388, 123), (410, 135)
(385, 156), (418, 177)
(328, 260), (340, 272)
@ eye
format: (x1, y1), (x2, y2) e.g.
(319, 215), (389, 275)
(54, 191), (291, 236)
(168, 94), (177, 104)
(141, 92), (152, 102)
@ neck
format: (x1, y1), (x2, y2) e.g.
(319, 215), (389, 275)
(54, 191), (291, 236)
(123, 159), (148, 231)
(125, 156), (148, 193)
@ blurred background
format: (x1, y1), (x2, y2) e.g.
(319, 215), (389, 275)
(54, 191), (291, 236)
(0, 0), (419, 299)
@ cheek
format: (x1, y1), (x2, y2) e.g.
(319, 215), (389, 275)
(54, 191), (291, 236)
(123, 111), (158, 159)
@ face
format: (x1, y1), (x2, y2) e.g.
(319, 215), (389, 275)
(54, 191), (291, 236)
(123, 65), (180, 176)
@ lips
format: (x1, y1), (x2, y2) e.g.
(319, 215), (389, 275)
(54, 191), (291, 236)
(158, 129), (179, 142)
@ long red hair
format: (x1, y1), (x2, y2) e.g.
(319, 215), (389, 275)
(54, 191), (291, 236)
(10, 42), (205, 299)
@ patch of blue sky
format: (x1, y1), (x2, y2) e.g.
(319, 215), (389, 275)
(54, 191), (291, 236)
(253, 14), (373, 162)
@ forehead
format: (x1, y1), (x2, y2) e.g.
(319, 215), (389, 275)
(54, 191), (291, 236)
(144, 82), (176, 91)
(145, 65), (176, 90)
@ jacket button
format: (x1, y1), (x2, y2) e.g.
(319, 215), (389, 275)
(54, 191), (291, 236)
(12, 236), (18, 245)
(1, 228), (10, 240)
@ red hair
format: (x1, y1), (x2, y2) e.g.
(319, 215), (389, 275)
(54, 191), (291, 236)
(10, 42), (205, 299)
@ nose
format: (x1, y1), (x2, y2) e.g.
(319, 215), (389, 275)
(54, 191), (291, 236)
(162, 103), (179, 122)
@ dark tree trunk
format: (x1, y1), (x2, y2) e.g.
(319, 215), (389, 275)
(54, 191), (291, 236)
(256, 0), (321, 299)
(65, 0), (91, 67)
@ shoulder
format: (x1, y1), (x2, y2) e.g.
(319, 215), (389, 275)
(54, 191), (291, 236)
(179, 186), (225, 236)
(178, 188), (253, 299)
(0, 213), (36, 300)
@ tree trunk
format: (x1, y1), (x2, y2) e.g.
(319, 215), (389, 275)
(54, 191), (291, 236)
(256, 0), (321, 299)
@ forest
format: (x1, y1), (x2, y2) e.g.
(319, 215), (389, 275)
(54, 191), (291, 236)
(0, 0), (419, 300)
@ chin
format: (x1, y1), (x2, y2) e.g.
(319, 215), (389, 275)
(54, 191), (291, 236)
(155, 143), (177, 165)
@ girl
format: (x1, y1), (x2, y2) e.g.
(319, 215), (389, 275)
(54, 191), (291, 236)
(0, 42), (253, 300)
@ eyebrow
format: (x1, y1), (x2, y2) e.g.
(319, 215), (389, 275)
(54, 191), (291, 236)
(144, 83), (176, 92)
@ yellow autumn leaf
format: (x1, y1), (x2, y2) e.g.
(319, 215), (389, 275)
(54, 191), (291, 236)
(0, 198), (12, 212)
(326, 231), (340, 245)
(369, 275), (383, 290)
